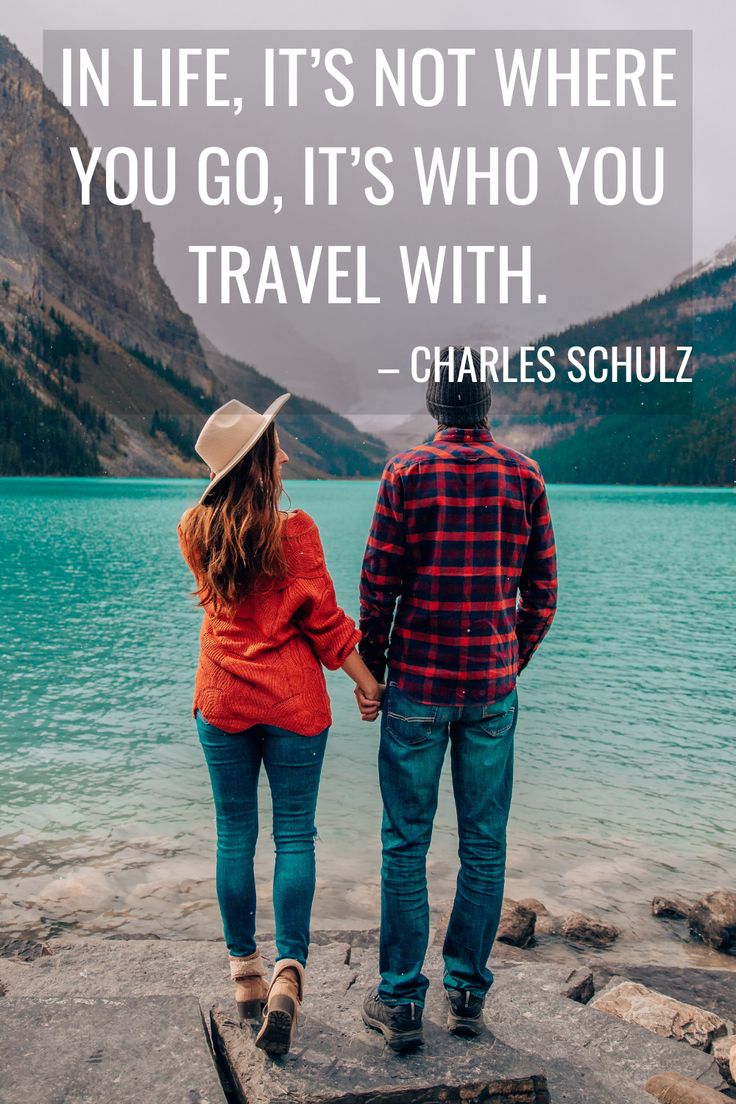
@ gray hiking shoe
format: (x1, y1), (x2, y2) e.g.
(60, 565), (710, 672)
(446, 988), (485, 1036)
(361, 986), (424, 1051)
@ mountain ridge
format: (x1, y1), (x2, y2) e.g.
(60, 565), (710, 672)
(0, 33), (733, 484)
(527, 258), (736, 484)
(0, 34), (387, 479)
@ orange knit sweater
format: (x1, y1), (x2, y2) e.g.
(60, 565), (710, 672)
(178, 509), (361, 736)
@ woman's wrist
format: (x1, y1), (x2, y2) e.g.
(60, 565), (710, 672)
(361, 676), (381, 700)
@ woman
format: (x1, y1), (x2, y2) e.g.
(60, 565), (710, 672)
(178, 394), (381, 1056)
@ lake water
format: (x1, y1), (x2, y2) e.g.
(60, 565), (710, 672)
(1, 478), (734, 968)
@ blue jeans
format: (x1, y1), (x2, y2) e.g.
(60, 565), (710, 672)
(377, 680), (517, 1006)
(196, 711), (328, 966)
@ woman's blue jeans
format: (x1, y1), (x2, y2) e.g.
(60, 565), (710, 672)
(377, 681), (517, 1006)
(196, 710), (328, 966)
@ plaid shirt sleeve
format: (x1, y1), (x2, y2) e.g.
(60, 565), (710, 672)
(516, 480), (558, 672)
(359, 461), (405, 683)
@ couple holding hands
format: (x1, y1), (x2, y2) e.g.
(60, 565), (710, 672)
(177, 348), (557, 1056)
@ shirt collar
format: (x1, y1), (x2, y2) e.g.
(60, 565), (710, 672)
(433, 426), (495, 445)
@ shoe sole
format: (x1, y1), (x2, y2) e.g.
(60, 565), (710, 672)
(255, 996), (296, 1056)
(447, 1010), (484, 1037)
(361, 1007), (424, 1051)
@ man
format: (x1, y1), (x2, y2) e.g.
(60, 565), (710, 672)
(356, 347), (558, 1050)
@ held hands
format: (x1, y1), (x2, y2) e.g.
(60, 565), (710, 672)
(340, 651), (384, 722)
(354, 681), (385, 723)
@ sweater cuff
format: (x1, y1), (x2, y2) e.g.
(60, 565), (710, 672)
(321, 624), (362, 671)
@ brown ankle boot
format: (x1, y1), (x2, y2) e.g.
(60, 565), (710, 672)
(255, 958), (305, 1055)
(229, 950), (268, 1021)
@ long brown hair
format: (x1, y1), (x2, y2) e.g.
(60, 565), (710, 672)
(181, 423), (288, 611)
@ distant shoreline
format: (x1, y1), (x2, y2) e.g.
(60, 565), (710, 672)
(0, 475), (733, 488)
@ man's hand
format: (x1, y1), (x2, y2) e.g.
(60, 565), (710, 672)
(355, 683), (385, 722)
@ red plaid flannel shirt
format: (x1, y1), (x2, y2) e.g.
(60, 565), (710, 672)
(359, 426), (558, 705)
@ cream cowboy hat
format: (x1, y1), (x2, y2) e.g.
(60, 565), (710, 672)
(195, 394), (291, 504)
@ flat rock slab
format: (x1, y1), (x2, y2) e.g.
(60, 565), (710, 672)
(2, 939), (732, 1104)
(212, 941), (548, 1104)
(0, 936), (237, 1012)
(213, 1017), (548, 1104)
(210, 946), (725, 1104)
(0, 996), (227, 1104)
(487, 962), (727, 1101)
(214, 1008), (550, 1104)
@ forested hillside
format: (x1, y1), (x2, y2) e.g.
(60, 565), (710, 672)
(527, 260), (736, 485)
(0, 35), (387, 479)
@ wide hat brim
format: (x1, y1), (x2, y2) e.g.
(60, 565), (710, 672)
(197, 393), (291, 505)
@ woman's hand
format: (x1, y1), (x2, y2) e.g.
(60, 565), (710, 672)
(340, 650), (384, 722)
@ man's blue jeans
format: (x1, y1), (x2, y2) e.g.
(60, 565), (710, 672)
(377, 680), (517, 1006)
(196, 711), (328, 966)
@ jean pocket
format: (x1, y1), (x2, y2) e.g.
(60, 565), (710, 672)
(384, 686), (438, 746)
(479, 690), (517, 739)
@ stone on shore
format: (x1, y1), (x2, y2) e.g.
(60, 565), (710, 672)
(561, 912), (621, 947)
(652, 896), (694, 921)
(561, 967), (595, 1004)
(592, 964), (736, 1025)
(591, 979), (728, 1050)
(517, 898), (559, 936)
(689, 890), (736, 953)
(0, 995), (227, 1104)
(644, 1071), (731, 1103)
(711, 1034), (736, 1083)
(0, 937), (51, 961)
(497, 898), (537, 947)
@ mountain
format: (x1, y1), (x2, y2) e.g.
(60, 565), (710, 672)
(0, 35), (387, 479)
(375, 256), (735, 485)
(671, 236), (736, 288)
(527, 259), (736, 484)
(0, 33), (732, 485)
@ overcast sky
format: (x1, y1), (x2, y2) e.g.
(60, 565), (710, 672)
(3, 1), (734, 418)
(6, 0), (733, 260)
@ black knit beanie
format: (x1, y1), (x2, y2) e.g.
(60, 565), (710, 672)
(426, 347), (491, 427)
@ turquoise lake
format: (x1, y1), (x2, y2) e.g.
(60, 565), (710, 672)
(1, 478), (734, 967)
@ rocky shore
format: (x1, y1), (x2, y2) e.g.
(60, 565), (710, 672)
(494, 889), (736, 958)
(1, 891), (735, 1104)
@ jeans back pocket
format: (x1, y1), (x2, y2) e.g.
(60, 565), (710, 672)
(384, 683), (439, 746)
(479, 688), (518, 739)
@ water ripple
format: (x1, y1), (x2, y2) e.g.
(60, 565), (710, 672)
(0, 478), (734, 966)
